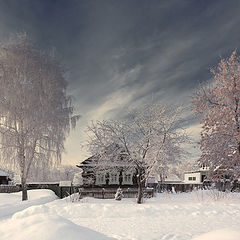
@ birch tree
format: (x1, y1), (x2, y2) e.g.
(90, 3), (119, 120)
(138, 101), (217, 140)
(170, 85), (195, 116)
(192, 50), (240, 182)
(0, 34), (79, 200)
(86, 103), (188, 203)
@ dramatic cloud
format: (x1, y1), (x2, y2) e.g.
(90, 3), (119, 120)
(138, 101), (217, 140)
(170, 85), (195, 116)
(0, 0), (240, 164)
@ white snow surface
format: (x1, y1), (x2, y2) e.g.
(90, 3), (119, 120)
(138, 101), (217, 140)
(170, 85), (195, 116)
(0, 189), (240, 240)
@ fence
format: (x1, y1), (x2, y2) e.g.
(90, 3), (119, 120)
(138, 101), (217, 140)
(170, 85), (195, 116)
(27, 183), (61, 197)
(0, 183), (72, 198)
(154, 183), (203, 193)
(75, 187), (154, 199)
(0, 185), (20, 193)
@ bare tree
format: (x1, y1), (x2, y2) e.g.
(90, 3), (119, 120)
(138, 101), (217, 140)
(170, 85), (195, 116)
(85, 103), (188, 203)
(0, 33), (79, 200)
(192, 50), (240, 183)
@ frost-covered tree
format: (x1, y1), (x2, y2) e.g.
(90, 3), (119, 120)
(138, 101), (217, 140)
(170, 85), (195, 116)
(115, 187), (123, 201)
(86, 103), (188, 203)
(0, 34), (79, 200)
(171, 159), (198, 180)
(192, 50), (240, 182)
(72, 170), (83, 186)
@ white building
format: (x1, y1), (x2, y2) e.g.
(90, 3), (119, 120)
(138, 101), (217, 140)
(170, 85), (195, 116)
(184, 166), (209, 184)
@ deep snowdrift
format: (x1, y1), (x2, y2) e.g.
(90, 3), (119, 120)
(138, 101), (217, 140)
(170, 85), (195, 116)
(1, 206), (114, 240)
(0, 189), (58, 219)
(192, 229), (240, 240)
(0, 189), (240, 240)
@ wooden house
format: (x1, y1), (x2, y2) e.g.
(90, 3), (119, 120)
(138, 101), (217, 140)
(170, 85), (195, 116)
(77, 148), (138, 188)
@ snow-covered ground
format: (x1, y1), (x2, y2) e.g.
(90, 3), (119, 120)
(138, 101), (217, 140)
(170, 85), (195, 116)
(0, 189), (240, 240)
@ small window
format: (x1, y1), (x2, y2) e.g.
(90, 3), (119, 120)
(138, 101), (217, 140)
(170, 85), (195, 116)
(109, 173), (119, 184)
(124, 174), (131, 182)
(188, 176), (196, 181)
(95, 173), (106, 185)
(111, 174), (117, 182)
(122, 172), (133, 185)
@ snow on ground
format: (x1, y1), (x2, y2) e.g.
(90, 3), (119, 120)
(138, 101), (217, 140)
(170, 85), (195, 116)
(0, 189), (58, 219)
(191, 229), (240, 240)
(0, 189), (240, 240)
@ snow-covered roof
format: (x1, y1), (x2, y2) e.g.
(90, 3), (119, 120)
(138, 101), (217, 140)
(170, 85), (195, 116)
(184, 169), (209, 174)
(78, 146), (133, 168)
(59, 181), (72, 187)
(78, 162), (135, 167)
(147, 177), (158, 184)
(27, 182), (59, 185)
(184, 171), (202, 174)
(0, 169), (9, 177)
(184, 165), (209, 174)
(148, 174), (182, 184)
(163, 174), (182, 183)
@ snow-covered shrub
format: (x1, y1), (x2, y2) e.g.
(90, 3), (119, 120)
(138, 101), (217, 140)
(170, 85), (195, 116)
(207, 187), (230, 201)
(115, 188), (124, 200)
(72, 172), (83, 186)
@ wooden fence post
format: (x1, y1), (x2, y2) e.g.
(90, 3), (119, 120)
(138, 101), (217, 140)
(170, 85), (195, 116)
(102, 188), (105, 199)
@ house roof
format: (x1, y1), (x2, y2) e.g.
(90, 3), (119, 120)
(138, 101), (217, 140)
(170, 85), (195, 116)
(147, 177), (158, 184)
(163, 174), (182, 182)
(77, 145), (134, 168)
(147, 174), (182, 184)
(77, 162), (135, 168)
(184, 169), (209, 174)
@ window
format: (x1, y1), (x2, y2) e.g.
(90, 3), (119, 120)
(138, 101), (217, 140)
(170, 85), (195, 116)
(111, 174), (117, 182)
(188, 176), (196, 181)
(109, 172), (119, 185)
(95, 173), (106, 185)
(122, 172), (133, 185)
(124, 174), (131, 182)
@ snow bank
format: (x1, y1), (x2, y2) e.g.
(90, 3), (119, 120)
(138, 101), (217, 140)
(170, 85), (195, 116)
(192, 229), (240, 240)
(0, 189), (58, 219)
(0, 192), (115, 240)
(1, 189), (240, 240)
(0, 206), (115, 240)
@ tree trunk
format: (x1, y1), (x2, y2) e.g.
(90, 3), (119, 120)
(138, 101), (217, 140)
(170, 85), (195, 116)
(137, 179), (143, 204)
(137, 169), (143, 204)
(21, 177), (28, 201)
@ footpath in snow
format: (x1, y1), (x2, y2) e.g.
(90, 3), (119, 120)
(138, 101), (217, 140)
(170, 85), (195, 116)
(0, 189), (240, 240)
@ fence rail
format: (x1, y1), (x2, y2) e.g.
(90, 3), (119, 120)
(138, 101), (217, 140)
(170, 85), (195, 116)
(76, 187), (154, 199)
(156, 183), (203, 193)
(0, 185), (20, 193)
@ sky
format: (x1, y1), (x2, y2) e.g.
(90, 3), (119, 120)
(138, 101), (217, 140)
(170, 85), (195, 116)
(0, 0), (240, 165)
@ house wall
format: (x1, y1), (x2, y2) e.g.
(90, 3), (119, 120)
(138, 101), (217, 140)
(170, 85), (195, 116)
(80, 167), (137, 188)
(184, 172), (201, 184)
(95, 170), (134, 186)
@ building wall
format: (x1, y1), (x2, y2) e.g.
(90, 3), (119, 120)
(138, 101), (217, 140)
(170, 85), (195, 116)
(95, 170), (134, 186)
(80, 166), (137, 188)
(184, 172), (201, 184)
